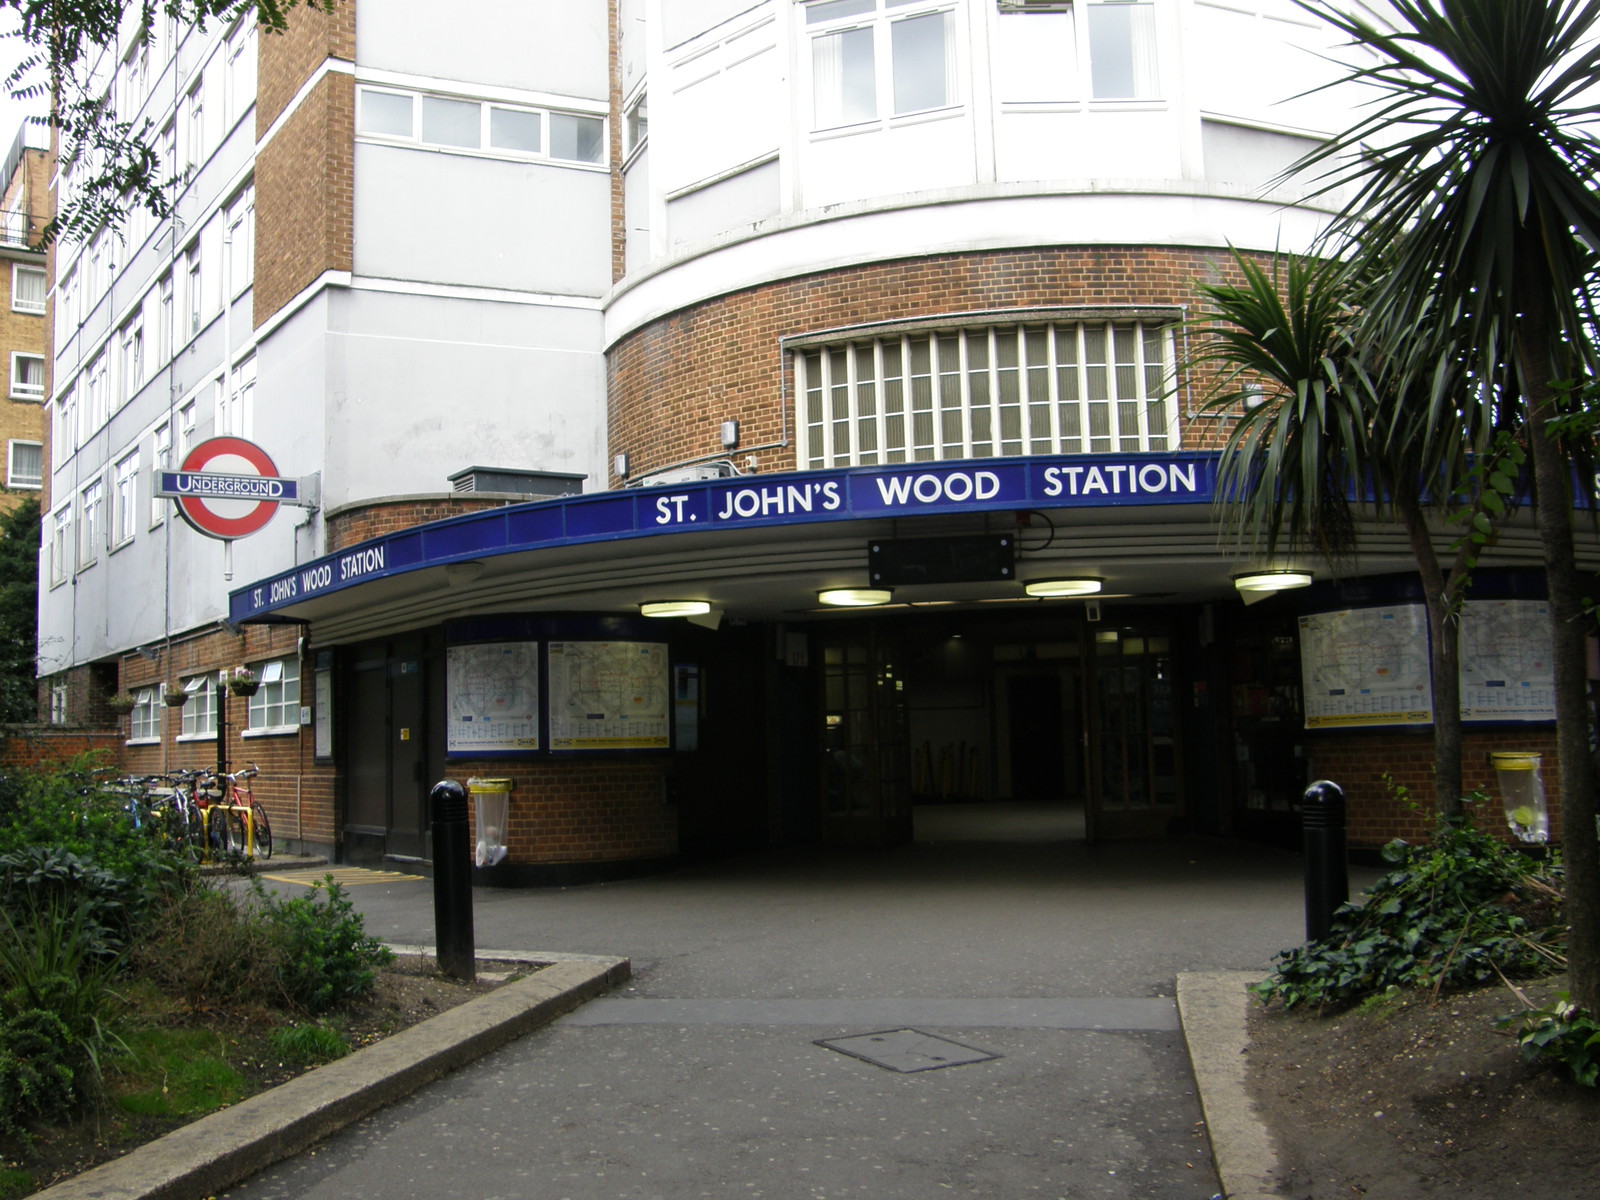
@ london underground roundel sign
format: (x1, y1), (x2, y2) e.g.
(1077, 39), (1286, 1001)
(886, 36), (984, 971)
(171, 437), (288, 540)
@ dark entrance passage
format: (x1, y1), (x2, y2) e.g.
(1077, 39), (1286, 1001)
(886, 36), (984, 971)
(1006, 673), (1067, 799)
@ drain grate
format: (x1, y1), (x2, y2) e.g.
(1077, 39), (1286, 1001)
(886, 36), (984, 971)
(816, 1028), (1001, 1073)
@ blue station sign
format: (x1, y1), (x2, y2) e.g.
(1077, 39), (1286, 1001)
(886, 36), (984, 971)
(230, 453), (1219, 623)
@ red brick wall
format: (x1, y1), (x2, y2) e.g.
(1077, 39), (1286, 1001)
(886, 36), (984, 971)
(607, 245), (1252, 484)
(0, 727), (122, 771)
(112, 622), (335, 853)
(455, 760), (676, 866)
(326, 496), (512, 552)
(1309, 727), (1563, 850)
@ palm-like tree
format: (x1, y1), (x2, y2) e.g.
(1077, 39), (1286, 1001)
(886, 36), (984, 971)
(1292, 0), (1600, 1009)
(1193, 248), (1501, 815)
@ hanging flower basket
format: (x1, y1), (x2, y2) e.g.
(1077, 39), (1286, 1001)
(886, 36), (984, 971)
(106, 692), (138, 713)
(163, 688), (189, 707)
(227, 666), (259, 697)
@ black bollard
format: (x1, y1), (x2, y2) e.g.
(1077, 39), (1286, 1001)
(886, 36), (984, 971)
(1301, 779), (1348, 943)
(429, 779), (476, 981)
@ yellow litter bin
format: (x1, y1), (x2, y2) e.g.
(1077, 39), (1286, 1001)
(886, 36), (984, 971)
(1489, 753), (1548, 844)
(467, 777), (512, 866)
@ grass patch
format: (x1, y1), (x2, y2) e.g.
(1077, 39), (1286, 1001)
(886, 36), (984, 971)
(112, 1027), (247, 1118)
(0, 1167), (38, 1200)
(266, 1024), (348, 1066)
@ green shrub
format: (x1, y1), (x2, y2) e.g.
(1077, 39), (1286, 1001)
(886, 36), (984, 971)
(262, 878), (393, 1014)
(123, 880), (281, 1011)
(1497, 993), (1600, 1087)
(0, 1009), (80, 1139)
(1256, 808), (1564, 1010)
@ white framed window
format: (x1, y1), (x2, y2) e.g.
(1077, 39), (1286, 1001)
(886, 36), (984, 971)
(86, 353), (109, 434)
(49, 679), (67, 725)
(219, 357), (254, 438)
(795, 317), (1178, 468)
(59, 267), (78, 331)
(49, 504), (71, 584)
(183, 80), (205, 175)
(1086, 0), (1158, 100)
(54, 384), (76, 468)
(157, 272), (173, 362)
(151, 421), (170, 526)
(112, 450), (139, 548)
(624, 91), (648, 157)
(246, 657), (300, 733)
(11, 264), (44, 313)
(7, 440), (41, 490)
(225, 185), (253, 296)
(159, 120), (177, 182)
(119, 316), (144, 404)
(129, 686), (161, 742)
(226, 16), (257, 128)
(356, 86), (605, 165)
(178, 399), (197, 457)
(10, 352), (43, 401)
(180, 673), (216, 737)
(184, 243), (202, 337)
(807, 0), (959, 131)
(79, 477), (104, 567)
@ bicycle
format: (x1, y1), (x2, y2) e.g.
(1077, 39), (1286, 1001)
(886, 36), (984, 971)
(206, 763), (271, 860)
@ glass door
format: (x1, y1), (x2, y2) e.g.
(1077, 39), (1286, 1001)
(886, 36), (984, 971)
(1089, 625), (1181, 838)
(820, 627), (911, 847)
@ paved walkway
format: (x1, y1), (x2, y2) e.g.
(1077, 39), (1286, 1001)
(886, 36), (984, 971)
(216, 836), (1344, 1200)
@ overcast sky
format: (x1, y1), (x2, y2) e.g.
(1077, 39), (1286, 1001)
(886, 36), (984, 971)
(0, 15), (50, 153)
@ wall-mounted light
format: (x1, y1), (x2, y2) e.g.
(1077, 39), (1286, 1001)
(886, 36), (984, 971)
(1023, 577), (1103, 598)
(817, 587), (894, 607)
(613, 453), (629, 478)
(1233, 570), (1312, 594)
(720, 420), (739, 449)
(640, 600), (712, 618)
(1242, 383), (1266, 410)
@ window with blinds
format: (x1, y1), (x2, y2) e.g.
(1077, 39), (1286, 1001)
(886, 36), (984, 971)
(796, 319), (1177, 469)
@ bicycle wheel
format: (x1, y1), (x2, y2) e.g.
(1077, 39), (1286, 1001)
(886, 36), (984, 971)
(249, 801), (273, 859)
(203, 805), (238, 855)
(155, 796), (191, 849)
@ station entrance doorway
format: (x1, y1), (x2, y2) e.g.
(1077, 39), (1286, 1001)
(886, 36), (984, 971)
(815, 614), (1183, 846)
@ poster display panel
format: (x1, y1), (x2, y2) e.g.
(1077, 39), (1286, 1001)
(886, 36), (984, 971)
(447, 641), (541, 754)
(1458, 600), (1554, 722)
(1299, 605), (1433, 728)
(548, 641), (671, 750)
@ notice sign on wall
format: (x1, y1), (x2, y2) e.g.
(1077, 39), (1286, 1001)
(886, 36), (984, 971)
(1300, 606), (1433, 728)
(447, 642), (541, 754)
(548, 641), (670, 751)
(1458, 600), (1555, 722)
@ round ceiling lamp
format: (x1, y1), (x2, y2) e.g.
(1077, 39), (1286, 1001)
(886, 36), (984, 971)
(817, 587), (894, 607)
(1233, 570), (1313, 593)
(640, 600), (713, 618)
(1023, 577), (1103, 598)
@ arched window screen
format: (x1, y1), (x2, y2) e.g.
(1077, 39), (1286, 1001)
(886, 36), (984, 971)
(797, 320), (1177, 469)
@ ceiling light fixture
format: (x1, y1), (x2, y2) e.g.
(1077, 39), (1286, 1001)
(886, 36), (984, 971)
(817, 587), (894, 607)
(640, 600), (712, 618)
(1023, 577), (1104, 598)
(1233, 570), (1313, 594)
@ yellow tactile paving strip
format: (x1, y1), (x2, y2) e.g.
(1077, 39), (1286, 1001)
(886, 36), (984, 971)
(258, 866), (425, 887)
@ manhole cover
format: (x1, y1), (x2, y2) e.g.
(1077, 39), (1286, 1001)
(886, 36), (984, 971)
(817, 1028), (1001, 1073)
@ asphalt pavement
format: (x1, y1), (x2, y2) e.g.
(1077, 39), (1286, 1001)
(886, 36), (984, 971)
(42, 830), (1367, 1200)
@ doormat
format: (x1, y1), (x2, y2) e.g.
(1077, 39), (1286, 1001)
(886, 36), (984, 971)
(816, 1028), (1001, 1073)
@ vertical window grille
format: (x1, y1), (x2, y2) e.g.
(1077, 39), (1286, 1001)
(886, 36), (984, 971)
(796, 320), (1176, 468)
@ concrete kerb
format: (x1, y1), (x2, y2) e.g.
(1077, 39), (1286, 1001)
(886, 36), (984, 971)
(30, 951), (631, 1200)
(1177, 971), (1283, 1200)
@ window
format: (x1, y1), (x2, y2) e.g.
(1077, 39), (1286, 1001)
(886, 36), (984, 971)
(247, 657), (300, 732)
(12, 264), (44, 313)
(129, 687), (161, 741)
(10, 352), (43, 401)
(49, 505), (70, 583)
(184, 80), (205, 174)
(219, 357), (254, 438)
(159, 120), (177, 182)
(158, 273), (173, 361)
(7, 440), (41, 489)
(79, 477), (104, 566)
(59, 267), (77, 331)
(151, 421), (170, 526)
(357, 86), (604, 164)
(1087, 0), (1158, 100)
(795, 318), (1177, 468)
(49, 679), (67, 725)
(225, 186), (253, 295)
(185, 244), (202, 336)
(54, 385), (76, 468)
(226, 17), (257, 127)
(180, 673), (216, 737)
(624, 92), (648, 156)
(113, 451), (139, 547)
(808, 0), (958, 131)
(119, 316), (144, 404)
(86, 353), (109, 434)
(178, 399), (197, 457)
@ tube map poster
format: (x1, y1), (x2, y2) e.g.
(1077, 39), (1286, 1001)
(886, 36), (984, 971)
(447, 642), (540, 754)
(548, 641), (670, 750)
